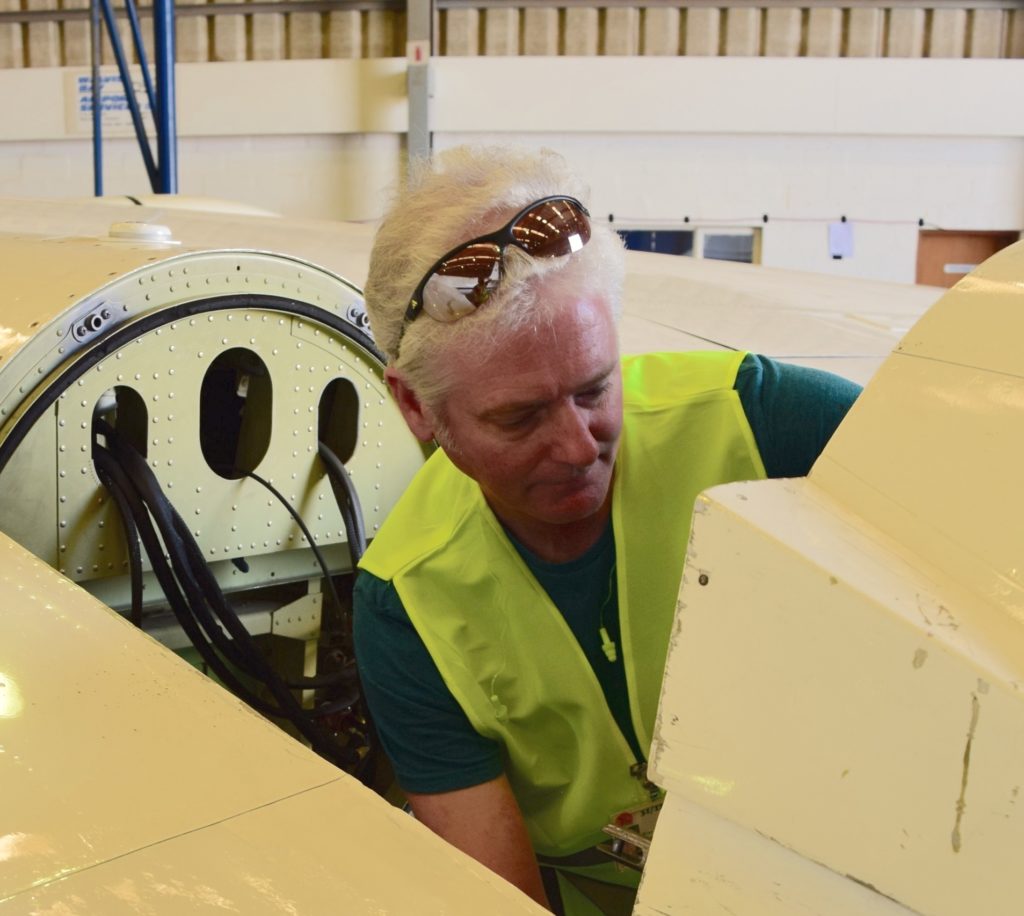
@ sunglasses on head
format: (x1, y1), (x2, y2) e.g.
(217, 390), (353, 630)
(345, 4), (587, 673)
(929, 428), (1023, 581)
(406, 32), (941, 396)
(401, 195), (592, 333)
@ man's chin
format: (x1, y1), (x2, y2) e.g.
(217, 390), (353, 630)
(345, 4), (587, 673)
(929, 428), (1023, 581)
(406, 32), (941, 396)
(540, 482), (611, 526)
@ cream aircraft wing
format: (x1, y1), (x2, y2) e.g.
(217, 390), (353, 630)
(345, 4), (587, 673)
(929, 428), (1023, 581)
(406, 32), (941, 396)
(0, 528), (544, 914)
(620, 248), (943, 385)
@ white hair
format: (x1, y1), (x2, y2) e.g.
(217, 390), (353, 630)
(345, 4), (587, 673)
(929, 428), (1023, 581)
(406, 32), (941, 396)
(363, 145), (625, 411)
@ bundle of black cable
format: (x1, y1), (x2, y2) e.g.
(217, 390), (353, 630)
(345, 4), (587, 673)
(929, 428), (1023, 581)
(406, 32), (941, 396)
(93, 420), (372, 779)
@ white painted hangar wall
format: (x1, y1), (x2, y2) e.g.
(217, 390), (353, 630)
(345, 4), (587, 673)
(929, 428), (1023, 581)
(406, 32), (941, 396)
(429, 57), (1024, 284)
(0, 55), (1022, 284)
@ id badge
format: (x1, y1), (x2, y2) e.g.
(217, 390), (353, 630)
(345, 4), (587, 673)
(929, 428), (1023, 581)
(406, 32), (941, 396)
(611, 793), (664, 841)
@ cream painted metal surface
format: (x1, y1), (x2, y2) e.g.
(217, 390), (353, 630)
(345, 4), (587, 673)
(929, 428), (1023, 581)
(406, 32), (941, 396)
(641, 240), (1024, 914)
(0, 197), (941, 388)
(619, 248), (942, 385)
(635, 794), (916, 916)
(812, 239), (1024, 617)
(0, 531), (544, 914)
(0, 197), (377, 314)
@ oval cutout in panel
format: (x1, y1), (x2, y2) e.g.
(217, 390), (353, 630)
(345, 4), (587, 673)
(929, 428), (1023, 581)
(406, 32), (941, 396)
(319, 377), (359, 465)
(93, 386), (148, 458)
(200, 348), (272, 479)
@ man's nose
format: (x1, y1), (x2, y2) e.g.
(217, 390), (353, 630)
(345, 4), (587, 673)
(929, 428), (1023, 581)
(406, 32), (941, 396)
(550, 402), (601, 467)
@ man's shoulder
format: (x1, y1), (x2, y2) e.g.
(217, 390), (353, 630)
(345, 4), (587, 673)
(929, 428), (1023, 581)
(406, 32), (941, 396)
(734, 354), (861, 477)
(359, 450), (484, 579)
(621, 350), (748, 410)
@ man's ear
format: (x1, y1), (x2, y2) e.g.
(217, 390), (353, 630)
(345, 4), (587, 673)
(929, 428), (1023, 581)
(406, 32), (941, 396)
(385, 368), (438, 443)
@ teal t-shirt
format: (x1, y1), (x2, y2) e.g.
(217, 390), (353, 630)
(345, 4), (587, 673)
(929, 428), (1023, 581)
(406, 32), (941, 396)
(354, 354), (860, 794)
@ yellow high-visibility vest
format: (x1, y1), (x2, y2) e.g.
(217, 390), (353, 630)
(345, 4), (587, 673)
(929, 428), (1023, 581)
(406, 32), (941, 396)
(361, 351), (765, 901)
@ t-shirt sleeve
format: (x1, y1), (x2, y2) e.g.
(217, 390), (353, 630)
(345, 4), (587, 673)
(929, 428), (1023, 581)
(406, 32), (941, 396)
(735, 353), (862, 478)
(353, 570), (504, 794)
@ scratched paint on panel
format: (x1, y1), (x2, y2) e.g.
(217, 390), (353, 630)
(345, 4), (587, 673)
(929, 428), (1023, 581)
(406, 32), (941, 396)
(951, 687), (985, 852)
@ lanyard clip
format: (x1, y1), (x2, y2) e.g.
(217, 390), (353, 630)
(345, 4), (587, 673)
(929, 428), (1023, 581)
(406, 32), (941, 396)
(630, 762), (661, 800)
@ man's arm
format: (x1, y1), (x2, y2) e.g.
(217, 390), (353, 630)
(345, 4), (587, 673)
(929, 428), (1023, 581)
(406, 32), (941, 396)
(734, 354), (862, 478)
(406, 774), (551, 910)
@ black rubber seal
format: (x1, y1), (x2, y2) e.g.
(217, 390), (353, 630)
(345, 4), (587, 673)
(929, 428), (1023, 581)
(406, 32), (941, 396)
(0, 294), (381, 476)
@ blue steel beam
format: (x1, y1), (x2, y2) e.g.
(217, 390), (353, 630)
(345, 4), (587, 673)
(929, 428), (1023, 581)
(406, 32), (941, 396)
(153, 0), (178, 193)
(90, 0), (103, 196)
(97, 0), (159, 189)
(90, 0), (177, 195)
(123, 0), (157, 114)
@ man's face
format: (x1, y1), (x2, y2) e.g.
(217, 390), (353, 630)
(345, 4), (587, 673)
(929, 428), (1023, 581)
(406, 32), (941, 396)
(437, 296), (623, 543)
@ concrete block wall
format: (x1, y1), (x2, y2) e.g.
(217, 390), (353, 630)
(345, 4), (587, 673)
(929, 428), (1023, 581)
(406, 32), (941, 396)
(0, 4), (407, 67)
(1, 5), (1022, 69)
(429, 5), (1024, 60)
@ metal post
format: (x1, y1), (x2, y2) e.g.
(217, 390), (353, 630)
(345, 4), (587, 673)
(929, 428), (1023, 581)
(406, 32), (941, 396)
(406, 0), (433, 164)
(90, 0), (103, 196)
(153, 0), (178, 193)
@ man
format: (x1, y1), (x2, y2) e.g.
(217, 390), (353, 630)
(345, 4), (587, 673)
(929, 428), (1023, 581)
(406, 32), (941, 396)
(354, 146), (859, 915)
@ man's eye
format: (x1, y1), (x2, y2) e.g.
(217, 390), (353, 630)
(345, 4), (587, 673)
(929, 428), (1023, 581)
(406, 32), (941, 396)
(496, 413), (535, 430)
(576, 383), (609, 405)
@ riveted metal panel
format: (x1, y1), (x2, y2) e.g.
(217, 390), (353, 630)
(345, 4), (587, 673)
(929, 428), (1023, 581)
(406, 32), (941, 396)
(0, 242), (425, 606)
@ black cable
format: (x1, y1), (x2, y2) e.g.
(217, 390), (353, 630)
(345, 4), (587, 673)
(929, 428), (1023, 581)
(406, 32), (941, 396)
(99, 435), (361, 767)
(318, 441), (366, 568)
(107, 435), (268, 681)
(166, 506), (354, 694)
(243, 469), (347, 617)
(113, 440), (335, 717)
(314, 441), (375, 779)
(242, 456), (373, 776)
(93, 446), (284, 718)
(94, 452), (144, 626)
(239, 468), (361, 693)
(96, 429), (302, 718)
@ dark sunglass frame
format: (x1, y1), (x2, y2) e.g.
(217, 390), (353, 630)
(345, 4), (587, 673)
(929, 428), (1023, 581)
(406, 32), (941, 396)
(403, 195), (591, 325)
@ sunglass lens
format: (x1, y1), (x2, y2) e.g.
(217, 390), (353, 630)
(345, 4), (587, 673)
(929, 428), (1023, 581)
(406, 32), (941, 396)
(422, 242), (502, 322)
(512, 199), (591, 258)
